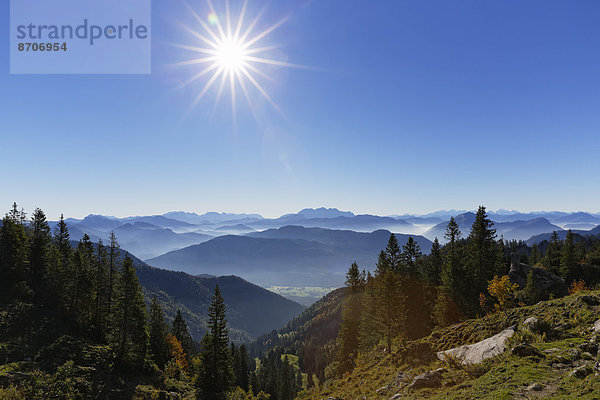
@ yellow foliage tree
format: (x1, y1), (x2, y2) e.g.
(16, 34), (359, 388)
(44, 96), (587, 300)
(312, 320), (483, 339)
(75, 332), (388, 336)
(165, 333), (189, 380)
(487, 275), (519, 311)
(569, 280), (590, 295)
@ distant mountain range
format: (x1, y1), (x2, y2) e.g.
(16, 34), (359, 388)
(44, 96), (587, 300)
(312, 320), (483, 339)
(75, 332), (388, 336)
(48, 207), (600, 292)
(146, 226), (433, 287)
(423, 213), (564, 242)
(51, 215), (214, 259)
(525, 225), (600, 246)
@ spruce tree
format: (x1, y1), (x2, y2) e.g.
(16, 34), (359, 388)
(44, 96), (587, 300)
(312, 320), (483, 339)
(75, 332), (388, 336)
(106, 232), (120, 319)
(441, 217), (463, 308)
(172, 309), (196, 361)
(50, 214), (72, 308)
(374, 250), (391, 275)
(384, 234), (402, 273)
(28, 207), (51, 296)
(72, 234), (95, 330)
(231, 344), (241, 386)
(358, 271), (378, 351)
(149, 296), (170, 369)
(374, 270), (405, 352)
(54, 214), (71, 259)
(560, 230), (577, 282)
(424, 238), (442, 285)
(545, 232), (561, 275)
(238, 344), (250, 390)
(278, 356), (294, 400)
(465, 206), (501, 315)
(400, 236), (422, 277)
(198, 285), (234, 400)
(110, 255), (148, 369)
(336, 262), (365, 374)
(0, 204), (30, 301)
(93, 239), (109, 340)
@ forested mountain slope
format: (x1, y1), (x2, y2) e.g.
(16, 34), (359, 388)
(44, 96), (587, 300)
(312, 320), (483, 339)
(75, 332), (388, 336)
(249, 287), (347, 381)
(135, 265), (305, 342)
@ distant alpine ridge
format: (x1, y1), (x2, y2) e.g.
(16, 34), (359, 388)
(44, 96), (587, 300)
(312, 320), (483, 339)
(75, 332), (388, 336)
(50, 207), (600, 289)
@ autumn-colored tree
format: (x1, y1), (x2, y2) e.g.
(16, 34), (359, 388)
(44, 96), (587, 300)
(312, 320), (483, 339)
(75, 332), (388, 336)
(487, 275), (519, 311)
(165, 333), (189, 379)
(568, 280), (590, 295)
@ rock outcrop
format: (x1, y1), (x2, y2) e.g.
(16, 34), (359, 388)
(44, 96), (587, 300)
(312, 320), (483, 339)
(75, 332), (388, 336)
(407, 370), (443, 390)
(437, 326), (516, 364)
(511, 343), (544, 357)
(523, 316), (539, 329)
(508, 254), (566, 295)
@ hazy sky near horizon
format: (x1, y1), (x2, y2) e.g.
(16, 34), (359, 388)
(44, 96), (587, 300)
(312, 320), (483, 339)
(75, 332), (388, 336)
(2, 0), (600, 219)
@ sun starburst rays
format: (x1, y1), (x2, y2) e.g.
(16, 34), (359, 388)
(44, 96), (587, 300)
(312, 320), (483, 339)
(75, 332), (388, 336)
(172, 0), (302, 119)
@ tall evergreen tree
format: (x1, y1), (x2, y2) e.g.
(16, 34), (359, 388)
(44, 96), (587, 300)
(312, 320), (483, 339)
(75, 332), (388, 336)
(358, 272), (378, 351)
(374, 250), (390, 275)
(106, 232), (120, 319)
(237, 344), (250, 390)
(465, 206), (501, 315)
(54, 214), (71, 259)
(28, 208), (51, 295)
(278, 356), (294, 400)
(336, 262), (365, 374)
(560, 230), (577, 282)
(441, 217), (462, 304)
(50, 214), (72, 308)
(385, 234), (402, 273)
(545, 232), (561, 275)
(374, 270), (405, 352)
(72, 234), (95, 330)
(110, 255), (148, 369)
(198, 285), (234, 400)
(424, 238), (442, 285)
(172, 309), (196, 361)
(0, 204), (30, 300)
(375, 234), (402, 274)
(93, 240), (109, 340)
(400, 236), (422, 278)
(149, 296), (170, 369)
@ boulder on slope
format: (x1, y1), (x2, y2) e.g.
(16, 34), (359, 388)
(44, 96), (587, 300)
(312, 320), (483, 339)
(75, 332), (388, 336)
(437, 326), (516, 364)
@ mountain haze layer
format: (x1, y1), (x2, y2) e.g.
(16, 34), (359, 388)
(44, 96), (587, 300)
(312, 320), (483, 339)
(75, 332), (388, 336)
(146, 226), (433, 287)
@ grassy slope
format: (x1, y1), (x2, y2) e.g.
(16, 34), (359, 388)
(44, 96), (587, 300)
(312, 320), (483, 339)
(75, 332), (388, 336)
(299, 291), (600, 400)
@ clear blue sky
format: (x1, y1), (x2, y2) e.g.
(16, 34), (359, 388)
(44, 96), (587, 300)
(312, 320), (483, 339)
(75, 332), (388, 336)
(2, 0), (599, 219)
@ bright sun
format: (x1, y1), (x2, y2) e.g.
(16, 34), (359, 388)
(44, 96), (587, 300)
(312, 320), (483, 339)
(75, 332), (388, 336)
(215, 38), (246, 72)
(170, 0), (305, 118)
